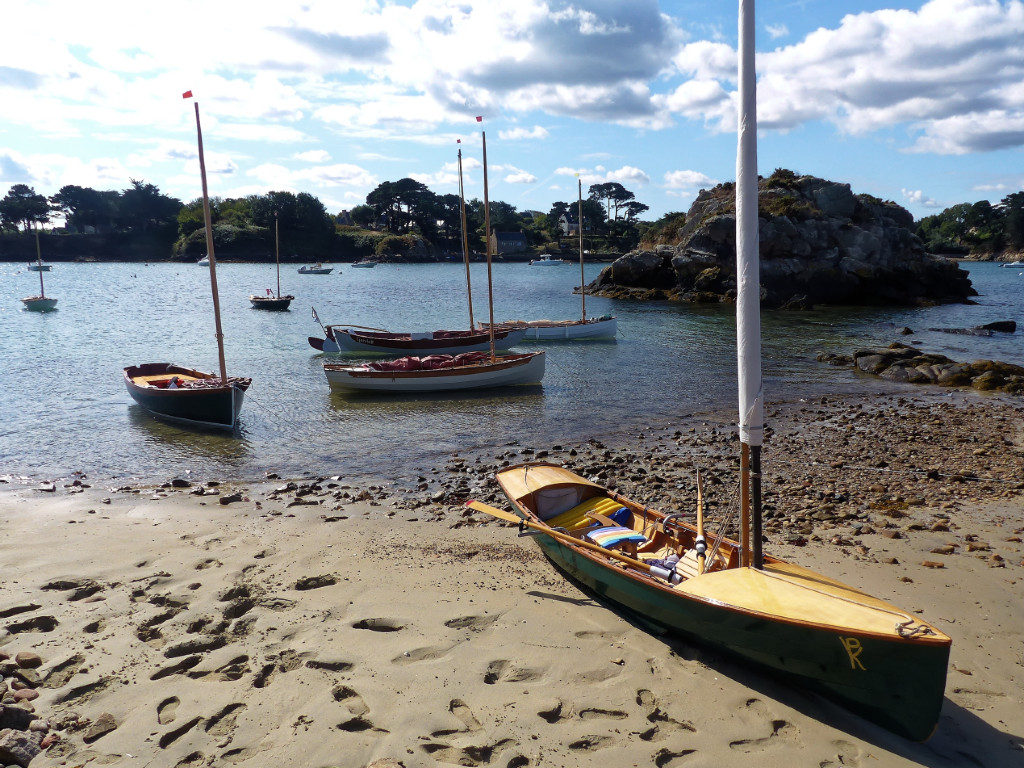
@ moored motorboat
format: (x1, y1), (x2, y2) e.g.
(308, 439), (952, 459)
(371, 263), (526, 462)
(197, 255), (209, 266)
(324, 350), (544, 393)
(351, 260), (377, 268)
(529, 254), (565, 265)
(123, 363), (251, 429)
(298, 263), (333, 274)
(999, 260), (1024, 268)
(471, 463), (950, 741)
(27, 262), (51, 271)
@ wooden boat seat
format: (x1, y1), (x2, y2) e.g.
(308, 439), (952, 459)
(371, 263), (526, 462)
(132, 374), (200, 388)
(544, 496), (624, 530)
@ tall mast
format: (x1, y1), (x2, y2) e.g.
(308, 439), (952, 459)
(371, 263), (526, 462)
(482, 130), (496, 360)
(578, 177), (586, 322)
(275, 211), (281, 298)
(458, 147), (475, 329)
(35, 232), (45, 297)
(191, 99), (229, 384)
(736, 0), (764, 569)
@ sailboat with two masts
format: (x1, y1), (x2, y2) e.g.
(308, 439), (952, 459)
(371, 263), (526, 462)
(323, 129), (544, 392)
(250, 211), (294, 310)
(21, 232), (58, 311)
(468, 0), (949, 742)
(123, 93), (251, 430)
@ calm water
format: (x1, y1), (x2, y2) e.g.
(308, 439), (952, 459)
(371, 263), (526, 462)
(1, 259), (1021, 486)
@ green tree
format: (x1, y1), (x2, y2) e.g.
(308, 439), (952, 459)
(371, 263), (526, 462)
(348, 204), (376, 228)
(0, 184), (50, 230)
(1001, 191), (1024, 251)
(119, 179), (181, 233)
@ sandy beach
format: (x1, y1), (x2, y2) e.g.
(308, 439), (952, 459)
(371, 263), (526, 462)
(1, 391), (1022, 768)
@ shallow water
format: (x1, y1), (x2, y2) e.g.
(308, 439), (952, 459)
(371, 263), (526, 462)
(1, 259), (1020, 485)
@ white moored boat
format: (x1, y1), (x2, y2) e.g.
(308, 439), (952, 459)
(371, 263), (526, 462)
(324, 351), (545, 393)
(529, 254), (565, 265)
(298, 263), (333, 274)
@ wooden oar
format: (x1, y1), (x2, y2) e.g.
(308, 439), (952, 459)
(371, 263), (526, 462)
(696, 469), (707, 575)
(466, 500), (680, 583)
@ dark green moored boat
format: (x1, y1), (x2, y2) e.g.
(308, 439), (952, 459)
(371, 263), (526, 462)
(123, 363), (250, 430)
(475, 463), (950, 742)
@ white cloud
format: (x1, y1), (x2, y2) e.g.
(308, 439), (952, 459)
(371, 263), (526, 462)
(499, 126), (550, 140)
(765, 23), (789, 40)
(295, 150), (331, 162)
(504, 171), (537, 184)
(664, 170), (717, 190)
(901, 188), (939, 208)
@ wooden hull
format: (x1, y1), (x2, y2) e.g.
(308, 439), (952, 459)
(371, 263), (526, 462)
(324, 351), (544, 393)
(21, 296), (58, 311)
(249, 294), (294, 311)
(492, 462), (950, 741)
(312, 326), (527, 355)
(487, 316), (617, 340)
(123, 363), (251, 430)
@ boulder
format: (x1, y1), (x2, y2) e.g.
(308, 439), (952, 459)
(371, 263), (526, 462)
(589, 171), (976, 308)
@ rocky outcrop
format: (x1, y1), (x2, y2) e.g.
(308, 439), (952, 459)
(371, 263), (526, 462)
(818, 343), (1024, 395)
(589, 172), (976, 308)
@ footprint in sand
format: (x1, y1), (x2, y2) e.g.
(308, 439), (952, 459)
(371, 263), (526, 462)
(205, 703), (247, 737)
(151, 655), (203, 681)
(158, 716), (203, 749)
(173, 752), (205, 767)
(654, 747), (697, 767)
(194, 558), (222, 570)
(444, 614), (501, 632)
(483, 659), (543, 684)
(578, 707), (628, 720)
(42, 654), (85, 689)
(728, 698), (799, 752)
(337, 716), (388, 733)
(819, 739), (864, 768)
(431, 698), (483, 737)
(221, 746), (260, 763)
(391, 644), (457, 666)
(420, 737), (514, 766)
(567, 735), (615, 752)
(157, 696), (180, 725)
(332, 685), (369, 717)
(5, 615), (59, 634)
(352, 617), (404, 632)
(636, 689), (696, 741)
(188, 655), (251, 683)
(538, 700), (572, 724)
(41, 577), (104, 601)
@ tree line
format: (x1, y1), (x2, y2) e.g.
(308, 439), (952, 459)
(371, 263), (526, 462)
(916, 192), (1024, 256)
(0, 177), (653, 257)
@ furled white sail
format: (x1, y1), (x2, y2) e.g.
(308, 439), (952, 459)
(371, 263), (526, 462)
(736, 0), (764, 449)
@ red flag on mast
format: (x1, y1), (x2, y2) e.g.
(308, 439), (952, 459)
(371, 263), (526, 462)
(182, 90), (193, 99)
(475, 116), (482, 122)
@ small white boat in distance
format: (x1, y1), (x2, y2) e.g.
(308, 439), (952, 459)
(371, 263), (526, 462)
(324, 351), (545, 393)
(1000, 260), (1024, 268)
(351, 260), (377, 268)
(197, 255), (209, 266)
(529, 254), (565, 266)
(28, 262), (51, 271)
(22, 233), (57, 311)
(298, 263), (334, 274)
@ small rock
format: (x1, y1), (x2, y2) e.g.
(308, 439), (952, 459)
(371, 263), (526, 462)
(14, 652), (42, 670)
(930, 544), (956, 555)
(921, 560), (945, 569)
(82, 712), (118, 743)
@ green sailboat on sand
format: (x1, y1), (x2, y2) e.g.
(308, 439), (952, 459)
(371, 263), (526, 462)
(468, 0), (950, 742)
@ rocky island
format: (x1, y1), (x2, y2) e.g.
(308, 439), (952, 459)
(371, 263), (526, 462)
(589, 170), (976, 309)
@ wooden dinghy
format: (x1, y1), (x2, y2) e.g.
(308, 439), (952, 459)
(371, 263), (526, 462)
(309, 323), (527, 355)
(471, 462), (951, 741)
(123, 363), (251, 430)
(323, 350), (544, 393)
(483, 315), (617, 340)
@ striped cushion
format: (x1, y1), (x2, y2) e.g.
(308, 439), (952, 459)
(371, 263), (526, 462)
(585, 526), (647, 548)
(546, 496), (625, 531)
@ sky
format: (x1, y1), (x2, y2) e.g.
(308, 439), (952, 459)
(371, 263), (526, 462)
(2, 0), (1023, 225)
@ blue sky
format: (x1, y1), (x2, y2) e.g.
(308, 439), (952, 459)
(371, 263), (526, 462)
(2, 0), (1023, 224)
